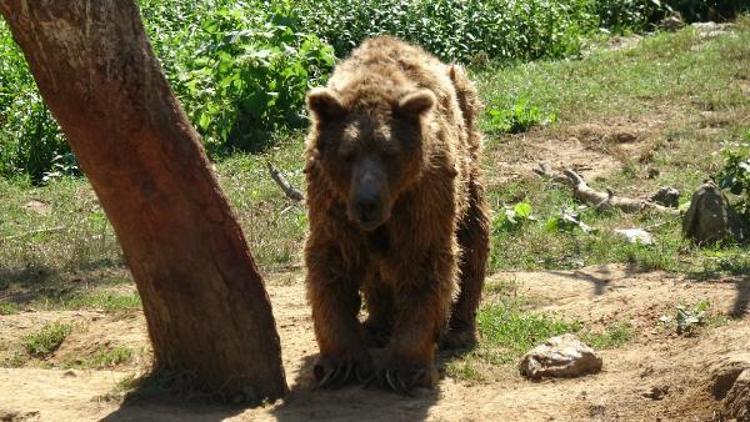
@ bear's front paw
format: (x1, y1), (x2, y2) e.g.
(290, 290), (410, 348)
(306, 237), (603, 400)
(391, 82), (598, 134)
(313, 352), (374, 389)
(365, 363), (434, 395)
(439, 323), (478, 351)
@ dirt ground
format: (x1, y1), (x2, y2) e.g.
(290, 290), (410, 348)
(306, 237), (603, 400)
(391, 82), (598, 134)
(0, 265), (748, 421)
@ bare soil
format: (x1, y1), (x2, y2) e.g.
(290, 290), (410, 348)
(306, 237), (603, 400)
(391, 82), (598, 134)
(0, 266), (748, 421)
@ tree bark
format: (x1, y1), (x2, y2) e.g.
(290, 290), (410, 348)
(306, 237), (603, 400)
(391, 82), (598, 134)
(0, 1), (288, 400)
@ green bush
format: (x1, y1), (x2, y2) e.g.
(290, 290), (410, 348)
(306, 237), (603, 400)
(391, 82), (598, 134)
(668, 0), (750, 22)
(168, 5), (334, 153)
(0, 22), (68, 182)
(716, 138), (750, 222)
(296, 0), (598, 64)
(593, 0), (666, 32)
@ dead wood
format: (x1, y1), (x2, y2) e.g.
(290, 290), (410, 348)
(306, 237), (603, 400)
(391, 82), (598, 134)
(533, 162), (678, 214)
(267, 161), (304, 202)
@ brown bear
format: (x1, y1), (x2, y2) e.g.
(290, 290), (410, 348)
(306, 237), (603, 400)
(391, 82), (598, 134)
(303, 36), (489, 394)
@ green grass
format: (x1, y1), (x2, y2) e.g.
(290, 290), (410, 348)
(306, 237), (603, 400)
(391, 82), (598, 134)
(445, 309), (582, 382)
(0, 302), (20, 315)
(479, 20), (750, 273)
(37, 291), (143, 313)
(22, 322), (72, 359)
(477, 302), (583, 362)
(581, 321), (634, 349)
(85, 346), (134, 369)
(477, 19), (750, 124)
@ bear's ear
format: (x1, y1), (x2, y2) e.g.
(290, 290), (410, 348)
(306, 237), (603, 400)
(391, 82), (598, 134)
(396, 89), (435, 117)
(307, 88), (346, 121)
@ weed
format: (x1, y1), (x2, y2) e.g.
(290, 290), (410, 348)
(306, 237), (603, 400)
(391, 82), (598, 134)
(0, 302), (20, 315)
(581, 321), (634, 349)
(492, 201), (535, 233)
(3, 351), (28, 368)
(88, 346), (134, 368)
(484, 98), (557, 135)
(22, 322), (72, 358)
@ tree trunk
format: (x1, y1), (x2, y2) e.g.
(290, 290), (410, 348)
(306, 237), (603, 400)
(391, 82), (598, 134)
(0, 1), (288, 401)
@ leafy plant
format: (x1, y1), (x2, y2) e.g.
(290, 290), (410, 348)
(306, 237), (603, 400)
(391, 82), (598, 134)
(593, 0), (668, 33)
(716, 141), (750, 221)
(173, 5), (335, 153)
(675, 299), (710, 335)
(545, 207), (595, 234)
(493, 201), (535, 232)
(485, 97), (557, 134)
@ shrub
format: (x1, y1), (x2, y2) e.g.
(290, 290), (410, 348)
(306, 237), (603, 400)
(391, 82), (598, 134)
(592, 0), (666, 33)
(0, 22), (68, 182)
(296, 0), (598, 64)
(169, 4), (334, 153)
(716, 138), (750, 223)
(668, 0), (750, 22)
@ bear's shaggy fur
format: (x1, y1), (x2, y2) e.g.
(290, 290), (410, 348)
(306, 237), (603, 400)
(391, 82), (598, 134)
(304, 36), (489, 392)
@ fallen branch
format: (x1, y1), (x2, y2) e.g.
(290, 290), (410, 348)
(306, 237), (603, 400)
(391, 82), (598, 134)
(533, 162), (678, 214)
(267, 161), (304, 202)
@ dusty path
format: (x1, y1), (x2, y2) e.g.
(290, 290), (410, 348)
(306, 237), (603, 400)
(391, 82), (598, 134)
(1, 266), (747, 421)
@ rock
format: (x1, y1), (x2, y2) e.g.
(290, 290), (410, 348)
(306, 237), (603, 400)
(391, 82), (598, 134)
(721, 369), (750, 421)
(682, 181), (746, 244)
(614, 228), (654, 245)
(710, 354), (750, 421)
(710, 354), (750, 400)
(649, 186), (680, 208)
(692, 22), (734, 39)
(519, 334), (603, 379)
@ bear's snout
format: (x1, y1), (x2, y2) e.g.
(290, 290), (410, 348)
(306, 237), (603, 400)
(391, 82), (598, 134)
(353, 190), (383, 228)
(349, 158), (390, 231)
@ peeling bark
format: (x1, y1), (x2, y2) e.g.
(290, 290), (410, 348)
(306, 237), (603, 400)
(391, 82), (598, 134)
(0, 0), (288, 400)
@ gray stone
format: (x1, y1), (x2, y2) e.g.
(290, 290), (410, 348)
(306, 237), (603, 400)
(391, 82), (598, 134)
(614, 228), (654, 245)
(519, 334), (603, 380)
(682, 181), (746, 244)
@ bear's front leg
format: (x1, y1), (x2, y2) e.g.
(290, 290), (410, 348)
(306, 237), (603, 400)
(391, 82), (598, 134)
(374, 248), (457, 394)
(306, 242), (373, 389)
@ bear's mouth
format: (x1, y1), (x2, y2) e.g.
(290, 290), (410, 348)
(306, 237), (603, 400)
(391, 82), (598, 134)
(357, 218), (384, 232)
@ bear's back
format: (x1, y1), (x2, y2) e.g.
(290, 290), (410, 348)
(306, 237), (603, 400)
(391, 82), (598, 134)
(326, 37), (457, 118)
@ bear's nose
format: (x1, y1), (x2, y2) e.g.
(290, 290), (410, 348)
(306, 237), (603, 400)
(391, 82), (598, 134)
(355, 197), (380, 224)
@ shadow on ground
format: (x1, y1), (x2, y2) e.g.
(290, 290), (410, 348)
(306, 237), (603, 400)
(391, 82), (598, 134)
(0, 258), (130, 305)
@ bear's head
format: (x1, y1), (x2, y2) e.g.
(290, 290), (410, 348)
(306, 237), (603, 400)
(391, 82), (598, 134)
(306, 87), (435, 231)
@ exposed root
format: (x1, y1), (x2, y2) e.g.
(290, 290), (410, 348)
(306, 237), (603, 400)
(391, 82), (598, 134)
(533, 162), (678, 214)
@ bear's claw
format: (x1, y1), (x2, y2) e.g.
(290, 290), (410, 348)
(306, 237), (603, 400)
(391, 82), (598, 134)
(363, 367), (427, 396)
(314, 356), (374, 390)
